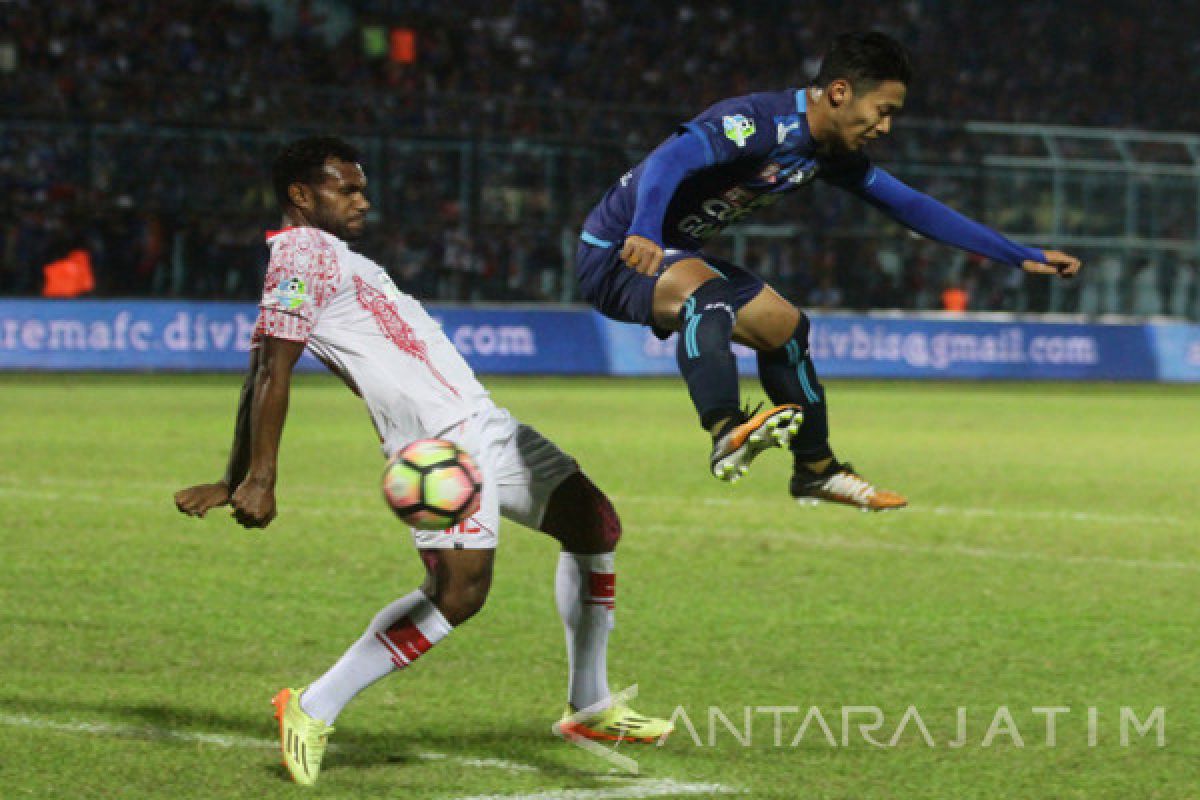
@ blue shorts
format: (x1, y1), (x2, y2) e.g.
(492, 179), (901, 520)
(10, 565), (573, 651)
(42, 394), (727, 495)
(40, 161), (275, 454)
(574, 236), (766, 331)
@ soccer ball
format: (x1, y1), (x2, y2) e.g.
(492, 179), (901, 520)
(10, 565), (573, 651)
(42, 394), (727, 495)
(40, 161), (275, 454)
(383, 438), (482, 530)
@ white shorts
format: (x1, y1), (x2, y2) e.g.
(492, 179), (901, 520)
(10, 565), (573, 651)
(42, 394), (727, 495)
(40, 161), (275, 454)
(406, 405), (579, 550)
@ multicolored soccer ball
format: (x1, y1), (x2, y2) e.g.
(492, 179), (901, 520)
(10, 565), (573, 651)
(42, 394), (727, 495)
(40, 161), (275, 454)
(383, 438), (483, 530)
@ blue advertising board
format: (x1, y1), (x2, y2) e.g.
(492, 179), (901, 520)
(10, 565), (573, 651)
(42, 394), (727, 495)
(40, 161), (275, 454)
(1146, 323), (1200, 383)
(0, 300), (265, 372)
(0, 299), (1195, 382)
(0, 300), (608, 374)
(596, 314), (1162, 382)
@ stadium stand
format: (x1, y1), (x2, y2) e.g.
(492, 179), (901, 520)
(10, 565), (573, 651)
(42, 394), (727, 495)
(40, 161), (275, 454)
(2, 0), (1197, 316)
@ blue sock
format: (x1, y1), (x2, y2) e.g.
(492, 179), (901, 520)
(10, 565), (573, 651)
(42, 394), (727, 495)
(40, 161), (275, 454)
(676, 278), (740, 431)
(756, 316), (834, 463)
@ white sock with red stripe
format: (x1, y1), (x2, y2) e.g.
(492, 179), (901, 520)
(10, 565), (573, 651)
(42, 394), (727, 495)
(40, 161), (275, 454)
(555, 551), (615, 711)
(300, 590), (452, 724)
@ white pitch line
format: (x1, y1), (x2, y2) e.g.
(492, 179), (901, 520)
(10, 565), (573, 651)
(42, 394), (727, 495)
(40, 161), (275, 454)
(2, 483), (1188, 533)
(0, 711), (533, 773)
(0, 710), (742, 798)
(0, 711), (278, 749)
(447, 780), (742, 800)
(645, 525), (1200, 573)
(633, 494), (1188, 529)
(3, 480), (1192, 571)
(908, 504), (1190, 529)
(0, 473), (1189, 530)
(418, 752), (539, 773)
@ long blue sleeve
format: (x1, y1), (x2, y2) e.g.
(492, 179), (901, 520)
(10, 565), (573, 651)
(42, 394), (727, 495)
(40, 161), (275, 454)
(627, 131), (712, 245)
(852, 167), (1044, 268)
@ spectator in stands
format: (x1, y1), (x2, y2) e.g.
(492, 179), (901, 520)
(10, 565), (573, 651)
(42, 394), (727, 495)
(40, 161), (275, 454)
(1, 1), (1196, 314)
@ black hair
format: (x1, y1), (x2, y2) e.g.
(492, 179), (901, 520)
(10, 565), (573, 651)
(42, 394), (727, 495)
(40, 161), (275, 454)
(812, 32), (913, 91)
(271, 136), (361, 209)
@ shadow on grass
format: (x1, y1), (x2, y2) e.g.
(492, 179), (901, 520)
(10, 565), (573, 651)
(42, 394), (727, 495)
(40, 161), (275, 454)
(8, 696), (636, 786)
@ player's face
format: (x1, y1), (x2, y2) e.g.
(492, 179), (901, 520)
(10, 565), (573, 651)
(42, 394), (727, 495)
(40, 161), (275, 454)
(831, 80), (907, 151)
(306, 158), (371, 240)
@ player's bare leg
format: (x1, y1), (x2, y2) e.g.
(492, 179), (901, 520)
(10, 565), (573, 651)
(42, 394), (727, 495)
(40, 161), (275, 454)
(652, 258), (802, 481)
(419, 548), (494, 626)
(538, 472), (673, 742)
(733, 286), (908, 512)
(275, 549), (485, 784)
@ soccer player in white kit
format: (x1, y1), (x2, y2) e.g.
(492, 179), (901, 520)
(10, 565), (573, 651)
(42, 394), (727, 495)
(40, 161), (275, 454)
(173, 137), (672, 786)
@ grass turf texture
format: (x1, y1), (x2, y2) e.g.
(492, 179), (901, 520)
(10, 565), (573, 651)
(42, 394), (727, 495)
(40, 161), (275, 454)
(0, 374), (1195, 799)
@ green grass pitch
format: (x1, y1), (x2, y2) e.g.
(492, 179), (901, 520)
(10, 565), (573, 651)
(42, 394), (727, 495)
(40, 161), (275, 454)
(1, 374), (1196, 799)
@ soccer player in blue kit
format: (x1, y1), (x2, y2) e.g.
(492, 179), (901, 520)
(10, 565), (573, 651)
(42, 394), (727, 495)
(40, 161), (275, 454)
(576, 32), (1081, 511)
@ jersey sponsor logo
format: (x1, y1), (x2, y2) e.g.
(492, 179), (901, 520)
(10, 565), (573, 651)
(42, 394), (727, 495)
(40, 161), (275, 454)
(722, 114), (756, 147)
(270, 277), (309, 310)
(677, 192), (781, 240)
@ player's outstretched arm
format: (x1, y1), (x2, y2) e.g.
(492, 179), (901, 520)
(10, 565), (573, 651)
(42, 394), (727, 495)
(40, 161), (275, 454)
(851, 167), (1084, 278)
(230, 336), (304, 529)
(174, 348), (262, 518)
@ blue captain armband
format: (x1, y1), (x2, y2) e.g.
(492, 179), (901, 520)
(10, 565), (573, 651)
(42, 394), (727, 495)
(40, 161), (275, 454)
(856, 167), (1044, 268)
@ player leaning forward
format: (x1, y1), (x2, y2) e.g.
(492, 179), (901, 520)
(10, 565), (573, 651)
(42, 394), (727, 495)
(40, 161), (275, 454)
(174, 137), (671, 786)
(576, 31), (1082, 509)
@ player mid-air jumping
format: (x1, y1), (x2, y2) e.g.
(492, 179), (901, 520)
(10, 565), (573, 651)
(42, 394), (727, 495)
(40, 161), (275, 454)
(173, 137), (670, 786)
(575, 31), (1082, 510)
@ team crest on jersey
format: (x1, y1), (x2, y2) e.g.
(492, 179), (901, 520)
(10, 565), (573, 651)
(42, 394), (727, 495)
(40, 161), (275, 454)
(272, 277), (309, 310)
(722, 114), (756, 147)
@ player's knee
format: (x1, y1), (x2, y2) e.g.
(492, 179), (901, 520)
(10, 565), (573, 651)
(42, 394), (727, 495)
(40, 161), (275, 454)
(679, 278), (737, 326)
(675, 279), (737, 365)
(653, 258), (722, 325)
(591, 488), (622, 551)
(436, 571), (491, 625)
(790, 313), (811, 355)
(760, 313), (811, 364)
(420, 549), (493, 625)
(540, 472), (621, 553)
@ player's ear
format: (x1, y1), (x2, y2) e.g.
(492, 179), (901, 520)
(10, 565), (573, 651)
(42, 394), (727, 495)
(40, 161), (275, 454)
(827, 79), (851, 107)
(288, 182), (314, 210)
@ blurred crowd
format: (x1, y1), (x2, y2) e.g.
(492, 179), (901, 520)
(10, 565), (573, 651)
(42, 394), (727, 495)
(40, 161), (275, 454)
(6, 0), (1197, 130)
(2, 0), (1198, 315)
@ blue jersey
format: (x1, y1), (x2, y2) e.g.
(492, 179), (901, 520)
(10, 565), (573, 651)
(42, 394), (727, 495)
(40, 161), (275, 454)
(580, 89), (1042, 269)
(582, 89), (867, 251)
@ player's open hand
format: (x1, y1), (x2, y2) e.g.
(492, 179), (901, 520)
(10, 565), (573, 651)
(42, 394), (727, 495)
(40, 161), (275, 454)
(1022, 250), (1082, 279)
(230, 478), (277, 529)
(620, 235), (664, 276)
(174, 482), (232, 517)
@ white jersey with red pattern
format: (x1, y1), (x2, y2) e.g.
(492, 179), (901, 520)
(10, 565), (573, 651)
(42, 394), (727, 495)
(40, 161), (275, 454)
(255, 226), (491, 450)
